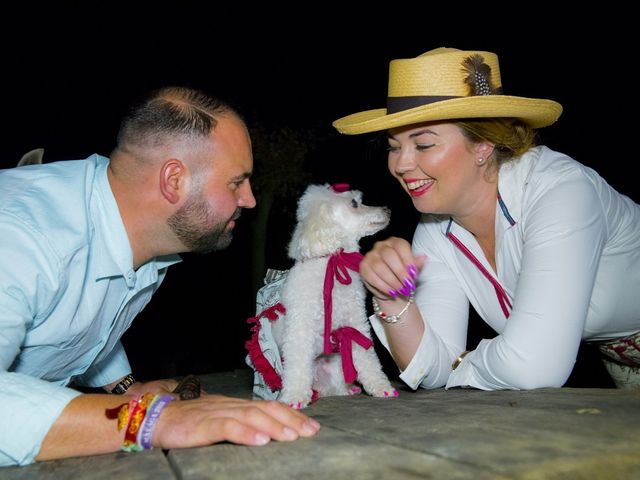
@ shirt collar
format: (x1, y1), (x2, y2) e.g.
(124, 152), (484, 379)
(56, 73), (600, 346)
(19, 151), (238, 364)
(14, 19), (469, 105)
(441, 189), (517, 238)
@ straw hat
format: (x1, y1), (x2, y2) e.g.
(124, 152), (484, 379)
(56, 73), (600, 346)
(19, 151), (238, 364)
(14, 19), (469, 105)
(333, 47), (563, 135)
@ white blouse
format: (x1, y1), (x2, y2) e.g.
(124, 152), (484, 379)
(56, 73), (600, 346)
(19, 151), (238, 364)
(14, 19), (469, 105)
(371, 146), (640, 390)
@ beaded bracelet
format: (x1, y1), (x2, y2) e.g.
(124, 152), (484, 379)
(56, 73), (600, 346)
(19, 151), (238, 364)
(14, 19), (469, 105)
(372, 292), (415, 324)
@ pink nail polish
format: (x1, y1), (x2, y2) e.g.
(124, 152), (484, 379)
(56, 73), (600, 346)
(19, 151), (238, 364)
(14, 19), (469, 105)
(407, 264), (417, 278)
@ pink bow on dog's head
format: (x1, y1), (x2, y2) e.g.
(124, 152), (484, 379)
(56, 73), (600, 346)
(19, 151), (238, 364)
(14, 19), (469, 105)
(330, 183), (350, 193)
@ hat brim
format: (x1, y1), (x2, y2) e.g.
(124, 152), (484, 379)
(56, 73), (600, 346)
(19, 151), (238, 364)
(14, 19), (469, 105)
(333, 96), (563, 135)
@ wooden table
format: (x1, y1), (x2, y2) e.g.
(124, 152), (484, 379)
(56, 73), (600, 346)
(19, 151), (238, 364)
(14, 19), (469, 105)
(3, 369), (639, 479)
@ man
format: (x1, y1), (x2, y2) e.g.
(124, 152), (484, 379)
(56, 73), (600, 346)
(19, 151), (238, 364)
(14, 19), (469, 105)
(0, 86), (320, 466)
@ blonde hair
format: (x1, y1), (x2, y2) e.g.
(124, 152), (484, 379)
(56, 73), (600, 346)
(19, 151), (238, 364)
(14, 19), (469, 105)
(455, 118), (537, 171)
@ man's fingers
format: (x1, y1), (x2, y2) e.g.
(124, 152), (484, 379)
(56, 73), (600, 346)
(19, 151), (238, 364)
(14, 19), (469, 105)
(155, 396), (320, 449)
(220, 401), (319, 442)
(258, 400), (321, 437)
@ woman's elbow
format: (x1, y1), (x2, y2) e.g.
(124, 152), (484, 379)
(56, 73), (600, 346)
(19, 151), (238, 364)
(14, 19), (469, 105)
(506, 364), (572, 390)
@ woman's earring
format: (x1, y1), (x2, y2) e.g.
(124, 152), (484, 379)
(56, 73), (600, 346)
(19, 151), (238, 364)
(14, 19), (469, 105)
(477, 157), (485, 165)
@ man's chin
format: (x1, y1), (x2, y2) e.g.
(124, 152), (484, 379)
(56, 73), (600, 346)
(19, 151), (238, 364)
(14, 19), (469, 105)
(215, 233), (233, 251)
(193, 232), (233, 254)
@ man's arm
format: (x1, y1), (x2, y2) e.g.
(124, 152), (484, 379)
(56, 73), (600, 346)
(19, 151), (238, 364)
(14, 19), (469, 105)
(38, 392), (320, 461)
(0, 373), (82, 466)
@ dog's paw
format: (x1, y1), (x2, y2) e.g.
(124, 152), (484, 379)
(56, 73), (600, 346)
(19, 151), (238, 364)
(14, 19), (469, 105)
(284, 399), (311, 410)
(366, 385), (399, 398)
(348, 385), (362, 395)
(279, 390), (313, 409)
(382, 388), (400, 398)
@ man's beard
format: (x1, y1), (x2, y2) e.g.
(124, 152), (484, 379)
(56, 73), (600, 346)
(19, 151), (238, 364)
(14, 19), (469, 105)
(167, 191), (238, 254)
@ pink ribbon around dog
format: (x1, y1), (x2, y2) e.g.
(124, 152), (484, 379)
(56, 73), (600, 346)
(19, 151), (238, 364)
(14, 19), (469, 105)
(324, 248), (363, 353)
(330, 327), (373, 384)
(323, 249), (372, 382)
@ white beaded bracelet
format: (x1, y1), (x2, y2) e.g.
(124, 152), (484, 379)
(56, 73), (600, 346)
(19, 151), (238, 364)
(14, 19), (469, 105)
(372, 292), (415, 324)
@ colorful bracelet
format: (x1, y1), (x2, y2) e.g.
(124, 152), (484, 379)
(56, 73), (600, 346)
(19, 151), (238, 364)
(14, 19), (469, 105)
(106, 393), (176, 452)
(121, 393), (156, 452)
(138, 395), (175, 449)
(105, 397), (139, 432)
(372, 292), (415, 324)
(111, 374), (136, 394)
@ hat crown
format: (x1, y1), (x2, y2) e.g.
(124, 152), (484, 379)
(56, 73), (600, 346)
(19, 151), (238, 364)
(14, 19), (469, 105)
(388, 47), (502, 98)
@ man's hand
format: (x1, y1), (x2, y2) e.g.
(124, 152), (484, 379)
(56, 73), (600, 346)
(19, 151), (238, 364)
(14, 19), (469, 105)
(127, 379), (178, 397)
(153, 395), (321, 448)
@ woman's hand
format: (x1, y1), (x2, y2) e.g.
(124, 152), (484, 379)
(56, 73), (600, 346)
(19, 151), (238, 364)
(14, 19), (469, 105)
(360, 236), (426, 299)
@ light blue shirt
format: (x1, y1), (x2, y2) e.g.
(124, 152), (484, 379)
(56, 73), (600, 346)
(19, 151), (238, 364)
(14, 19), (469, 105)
(0, 155), (180, 466)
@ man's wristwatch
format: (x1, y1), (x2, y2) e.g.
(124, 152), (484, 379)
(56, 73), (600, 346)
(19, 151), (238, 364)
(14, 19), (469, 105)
(111, 374), (136, 394)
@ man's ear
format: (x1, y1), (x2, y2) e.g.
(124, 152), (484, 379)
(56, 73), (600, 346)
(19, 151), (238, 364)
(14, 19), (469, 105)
(160, 159), (185, 204)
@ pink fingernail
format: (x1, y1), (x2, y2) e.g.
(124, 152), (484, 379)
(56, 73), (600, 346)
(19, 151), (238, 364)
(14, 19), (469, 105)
(393, 390), (399, 397)
(407, 264), (417, 278)
(388, 289), (398, 297)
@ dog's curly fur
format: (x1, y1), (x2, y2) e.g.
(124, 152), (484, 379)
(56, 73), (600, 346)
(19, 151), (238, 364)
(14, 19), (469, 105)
(271, 184), (397, 408)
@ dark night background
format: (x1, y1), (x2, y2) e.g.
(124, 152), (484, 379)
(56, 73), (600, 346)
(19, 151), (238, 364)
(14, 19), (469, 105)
(2, 4), (636, 388)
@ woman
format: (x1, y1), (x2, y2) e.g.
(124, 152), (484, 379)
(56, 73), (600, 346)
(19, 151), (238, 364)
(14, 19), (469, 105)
(332, 47), (640, 390)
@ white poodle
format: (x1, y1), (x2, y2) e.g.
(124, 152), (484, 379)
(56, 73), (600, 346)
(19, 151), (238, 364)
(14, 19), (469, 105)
(265, 183), (398, 409)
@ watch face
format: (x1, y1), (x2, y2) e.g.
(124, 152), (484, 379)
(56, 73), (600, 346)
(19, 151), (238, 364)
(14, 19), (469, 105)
(112, 374), (136, 394)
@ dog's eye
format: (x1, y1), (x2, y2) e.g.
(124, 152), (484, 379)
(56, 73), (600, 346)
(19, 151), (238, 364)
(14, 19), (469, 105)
(351, 199), (359, 208)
